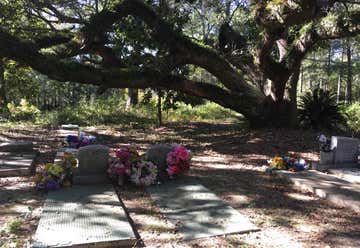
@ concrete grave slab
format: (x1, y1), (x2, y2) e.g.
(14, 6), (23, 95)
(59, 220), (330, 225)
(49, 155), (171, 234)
(329, 168), (360, 184)
(0, 152), (36, 177)
(147, 179), (259, 240)
(275, 170), (360, 212)
(0, 141), (33, 152)
(32, 185), (136, 248)
(61, 124), (80, 130)
(57, 129), (79, 138)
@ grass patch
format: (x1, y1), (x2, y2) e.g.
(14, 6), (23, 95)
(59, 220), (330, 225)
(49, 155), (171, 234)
(6, 218), (23, 234)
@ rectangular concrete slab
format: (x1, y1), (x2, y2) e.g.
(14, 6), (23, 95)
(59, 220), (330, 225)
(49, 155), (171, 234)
(0, 141), (33, 152)
(32, 185), (136, 248)
(276, 170), (360, 212)
(147, 179), (258, 240)
(329, 168), (360, 184)
(0, 152), (36, 177)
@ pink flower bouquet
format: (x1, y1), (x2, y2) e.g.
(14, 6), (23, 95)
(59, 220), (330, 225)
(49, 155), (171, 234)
(166, 145), (191, 178)
(115, 146), (139, 162)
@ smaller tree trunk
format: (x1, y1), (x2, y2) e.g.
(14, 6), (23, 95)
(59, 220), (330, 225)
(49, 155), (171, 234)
(288, 65), (300, 127)
(346, 38), (352, 104)
(157, 90), (162, 127)
(337, 75), (341, 104)
(0, 58), (7, 110)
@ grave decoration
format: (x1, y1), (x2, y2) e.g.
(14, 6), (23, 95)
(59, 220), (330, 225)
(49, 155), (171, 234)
(107, 146), (139, 185)
(107, 144), (191, 186)
(34, 152), (77, 191)
(66, 132), (96, 149)
(129, 160), (158, 186)
(166, 145), (192, 178)
(266, 155), (309, 172)
(318, 134), (331, 152)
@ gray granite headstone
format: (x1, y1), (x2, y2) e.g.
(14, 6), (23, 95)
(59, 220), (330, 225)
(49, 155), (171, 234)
(146, 144), (173, 181)
(331, 136), (359, 168)
(318, 151), (335, 170)
(73, 145), (109, 184)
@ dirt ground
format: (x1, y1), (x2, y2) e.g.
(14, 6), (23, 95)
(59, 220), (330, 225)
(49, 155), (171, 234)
(1, 122), (360, 248)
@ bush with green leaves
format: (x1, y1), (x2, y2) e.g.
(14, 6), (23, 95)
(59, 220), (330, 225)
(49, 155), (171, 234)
(341, 102), (360, 136)
(7, 99), (40, 121)
(298, 89), (343, 129)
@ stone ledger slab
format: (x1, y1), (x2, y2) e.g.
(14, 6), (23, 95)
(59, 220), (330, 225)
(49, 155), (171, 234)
(276, 170), (360, 212)
(32, 185), (136, 248)
(147, 179), (259, 240)
(0, 152), (36, 177)
(329, 168), (360, 184)
(0, 141), (34, 152)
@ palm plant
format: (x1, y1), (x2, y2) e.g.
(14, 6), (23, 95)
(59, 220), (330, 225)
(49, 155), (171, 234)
(298, 88), (344, 129)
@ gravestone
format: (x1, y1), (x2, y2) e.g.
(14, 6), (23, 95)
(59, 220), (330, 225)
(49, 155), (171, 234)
(146, 144), (173, 181)
(318, 136), (359, 170)
(331, 136), (359, 167)
(73, 145), (109, 184)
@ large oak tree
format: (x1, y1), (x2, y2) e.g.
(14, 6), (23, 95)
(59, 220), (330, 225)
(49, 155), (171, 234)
(1, 0), (360, 126)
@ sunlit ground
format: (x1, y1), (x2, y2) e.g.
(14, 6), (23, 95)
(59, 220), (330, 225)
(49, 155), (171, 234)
(0, 122), (359, 247)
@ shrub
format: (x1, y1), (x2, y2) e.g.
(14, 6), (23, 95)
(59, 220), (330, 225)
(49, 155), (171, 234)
(298, 89), (343, 129)
(7, 99), (40, 121)
(166, 102), (239, 122)
(341, 102), (360, 136)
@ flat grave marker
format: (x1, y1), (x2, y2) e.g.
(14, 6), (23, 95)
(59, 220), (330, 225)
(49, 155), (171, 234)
(0, 141), (36, 177)
(32, 185), (136, 248)
(147, 178), (258, 240)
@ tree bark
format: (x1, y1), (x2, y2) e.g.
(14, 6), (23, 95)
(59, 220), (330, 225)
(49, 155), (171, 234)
(346, 38), (353, 104)
(157, 90), (162, 127)
(0, 58), (7, 110)
(126, 88), (138, 109)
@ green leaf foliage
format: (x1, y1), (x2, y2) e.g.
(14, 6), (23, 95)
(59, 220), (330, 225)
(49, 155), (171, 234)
(298, 88), (344, 130)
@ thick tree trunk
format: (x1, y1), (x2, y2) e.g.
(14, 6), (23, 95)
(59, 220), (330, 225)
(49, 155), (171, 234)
(126, 88), (138, 109)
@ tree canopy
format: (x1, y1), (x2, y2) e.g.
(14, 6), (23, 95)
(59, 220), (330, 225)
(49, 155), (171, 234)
(1, 0), (360, 126)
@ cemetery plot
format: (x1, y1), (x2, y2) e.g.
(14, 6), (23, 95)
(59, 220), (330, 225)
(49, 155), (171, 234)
(276, 170), (360, 212)
(147, 179), (259, 240)
(32, 185), (137, 248)
(0, 141), (37, 177)
(0, 152), (36, 177)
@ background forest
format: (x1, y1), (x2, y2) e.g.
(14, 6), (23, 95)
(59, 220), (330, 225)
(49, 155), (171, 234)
(1, 0), (360, 134)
